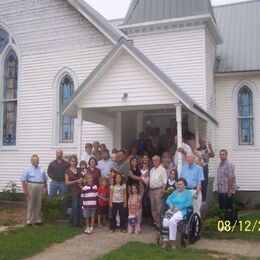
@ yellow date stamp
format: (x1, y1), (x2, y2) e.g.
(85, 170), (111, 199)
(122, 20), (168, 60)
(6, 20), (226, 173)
(217, 220), (260, 232)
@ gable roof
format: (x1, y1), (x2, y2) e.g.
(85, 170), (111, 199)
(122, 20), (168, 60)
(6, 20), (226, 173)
(121, 0), (216, 26)
(63, 38), (218, 126)
(66, 0), (125, 43)
(214, 0), (260, 73)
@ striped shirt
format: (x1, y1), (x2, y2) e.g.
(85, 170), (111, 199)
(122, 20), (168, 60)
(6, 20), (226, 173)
(81, 185), (97, 209)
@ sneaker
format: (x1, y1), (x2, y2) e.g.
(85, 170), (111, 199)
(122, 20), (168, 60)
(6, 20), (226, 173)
(89, 227), (93, 234)
(84, 227), (90, 234)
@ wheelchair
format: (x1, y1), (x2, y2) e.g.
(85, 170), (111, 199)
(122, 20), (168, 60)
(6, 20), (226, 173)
(156, 206), (201, 247)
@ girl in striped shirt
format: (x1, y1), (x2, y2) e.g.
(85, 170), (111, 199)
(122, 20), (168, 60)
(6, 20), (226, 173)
(81, 174), (97, 234)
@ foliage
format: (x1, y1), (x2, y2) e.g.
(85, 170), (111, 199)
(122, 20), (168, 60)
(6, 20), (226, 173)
(203, 211), (260, 241)
(1, 181), (22, 201)
(203, 216), (220, 232)
(206, 202), (225, 219)
(42, 196), (64, 223)
(0, 224), (81, 260)
(97, 242), (226, 260)
(254, 203), (260, 210)
(233, 191), (251, 211)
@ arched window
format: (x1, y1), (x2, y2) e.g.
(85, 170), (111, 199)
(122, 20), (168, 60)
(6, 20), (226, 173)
(59, 75), (74, 143)
(237, 85), (254, 145)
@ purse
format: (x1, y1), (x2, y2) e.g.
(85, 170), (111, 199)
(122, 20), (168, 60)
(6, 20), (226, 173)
(128, 215), (138, 225)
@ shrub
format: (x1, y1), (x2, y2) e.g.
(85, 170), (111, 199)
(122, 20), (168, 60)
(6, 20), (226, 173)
(234, 191), (251, 211)
(1, 181), (22, 201)
(203, 216), (220, 232)
(42, 196), (64, 223)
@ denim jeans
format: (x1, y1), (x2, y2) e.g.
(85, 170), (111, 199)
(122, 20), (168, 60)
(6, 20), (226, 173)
(49, 180), (68, 214)
(69, 194), (82, 226)
(201, 166), (209, 202)
(110, 202), (126, 230)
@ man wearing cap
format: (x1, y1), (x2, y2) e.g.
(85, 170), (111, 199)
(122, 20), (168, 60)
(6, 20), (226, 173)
(21, 154), (48, 226)
(179, 153), (204, 216)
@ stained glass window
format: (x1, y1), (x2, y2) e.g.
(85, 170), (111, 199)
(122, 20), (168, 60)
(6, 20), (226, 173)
(3, 49), (18, 145)
(59, 75), (74, 142)
(238, 86), (254, 145)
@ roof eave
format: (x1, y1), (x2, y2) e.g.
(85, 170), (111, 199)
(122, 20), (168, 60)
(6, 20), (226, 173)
(67, 0), (125, 44)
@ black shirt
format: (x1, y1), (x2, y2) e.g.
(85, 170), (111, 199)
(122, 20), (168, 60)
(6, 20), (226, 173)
(128, 168), (141, 187)
(47, 159), (69, 182)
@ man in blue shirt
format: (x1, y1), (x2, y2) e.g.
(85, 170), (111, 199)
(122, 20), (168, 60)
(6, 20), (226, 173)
(21, 154), (48, 226)
(180, 153), (204, 216)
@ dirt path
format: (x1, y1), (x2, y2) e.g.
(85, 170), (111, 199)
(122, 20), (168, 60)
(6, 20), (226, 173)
(26, 226), (260, 260)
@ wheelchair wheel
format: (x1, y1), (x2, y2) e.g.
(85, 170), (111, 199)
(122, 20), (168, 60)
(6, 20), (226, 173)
(188, 213), (201, 244)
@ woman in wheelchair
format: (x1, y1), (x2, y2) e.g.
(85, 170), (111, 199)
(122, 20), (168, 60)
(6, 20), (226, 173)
(161, 177), (193, 249)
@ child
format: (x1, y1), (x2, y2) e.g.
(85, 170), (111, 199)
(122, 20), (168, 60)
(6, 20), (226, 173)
(128, 185), (142, 234)
(97, 178), (109, 227)
(79, 160), (87, 178)
(81, 174), (97, 234)
(109, 173), (127, 232)
(162, 169), (177, 213)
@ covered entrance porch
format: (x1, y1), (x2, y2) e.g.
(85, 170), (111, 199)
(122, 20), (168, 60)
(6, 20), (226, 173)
(62, 38), (217, 172)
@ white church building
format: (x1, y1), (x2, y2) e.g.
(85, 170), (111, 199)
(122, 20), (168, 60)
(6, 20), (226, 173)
(0, 0), (259, 202)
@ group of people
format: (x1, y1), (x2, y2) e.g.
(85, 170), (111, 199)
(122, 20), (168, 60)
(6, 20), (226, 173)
(21, 135), (236, 248)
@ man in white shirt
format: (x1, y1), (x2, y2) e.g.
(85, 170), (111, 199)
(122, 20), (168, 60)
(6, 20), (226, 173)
(174, 135), (192, 168)
(81, 143), (95, 165)
(149, 155), (167, 229)
(97, 149), (112, 178)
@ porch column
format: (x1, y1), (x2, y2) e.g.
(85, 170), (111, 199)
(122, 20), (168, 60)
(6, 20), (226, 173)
(114, 112), (122, 149)
(176, 104), (183, 173)
(136, 111), (143, 138)
(77, 108), (83, 159)
(194, 114), (199, 147)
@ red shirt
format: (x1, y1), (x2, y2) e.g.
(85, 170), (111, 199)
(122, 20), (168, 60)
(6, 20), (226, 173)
(97, 186), (109, 207)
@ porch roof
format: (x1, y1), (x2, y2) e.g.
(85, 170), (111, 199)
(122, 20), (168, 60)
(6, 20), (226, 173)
(62, 38), (218, 126)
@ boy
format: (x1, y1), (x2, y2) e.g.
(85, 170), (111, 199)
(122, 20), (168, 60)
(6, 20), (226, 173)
(81, 174), (97, 234)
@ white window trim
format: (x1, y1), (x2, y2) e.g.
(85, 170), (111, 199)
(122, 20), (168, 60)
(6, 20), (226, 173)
(0, 24), (20, 150)
(52, 67), (78, 148)
(231, 80), (258, 150)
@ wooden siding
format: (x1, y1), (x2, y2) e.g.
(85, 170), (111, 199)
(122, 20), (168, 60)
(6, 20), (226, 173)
(0, 0), (113, 190)
(131, 29), (206, 108)
(205, 31), (216, 114)
(77, 52), (179, 108)
(0, 0), (111, 56)
(215, 75), (260, 191)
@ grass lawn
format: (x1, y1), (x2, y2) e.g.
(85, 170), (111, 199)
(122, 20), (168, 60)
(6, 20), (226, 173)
(203, 211), (260, 241)
(96, 242), (239, 260)
(0, 224), (82, 260)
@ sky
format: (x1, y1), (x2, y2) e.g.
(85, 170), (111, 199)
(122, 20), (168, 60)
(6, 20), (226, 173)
(84, 0), (250, 20)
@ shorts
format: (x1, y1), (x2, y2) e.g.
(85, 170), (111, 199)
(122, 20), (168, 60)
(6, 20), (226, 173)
(97, 205), (109, 215)
(83, 208), (96, 218)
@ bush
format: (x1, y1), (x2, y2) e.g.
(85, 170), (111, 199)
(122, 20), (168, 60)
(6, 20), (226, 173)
(206, 202), (225, 219)
(42, 196), (64, 223)
(234, 191), (251, 211)
(1, 181), (22, 201)
(203, 216), (220, 232)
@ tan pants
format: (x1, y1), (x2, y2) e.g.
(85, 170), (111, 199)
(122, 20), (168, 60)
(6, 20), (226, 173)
(27, 183), (44, 224)
(191, 190), (202, 217)
(150, 188), (163, 228)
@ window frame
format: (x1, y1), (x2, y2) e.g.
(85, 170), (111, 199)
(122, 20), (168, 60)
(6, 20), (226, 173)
(0, 25), (20, 149)
(52, 68), (78, 148)
(232, 80), (257, 149)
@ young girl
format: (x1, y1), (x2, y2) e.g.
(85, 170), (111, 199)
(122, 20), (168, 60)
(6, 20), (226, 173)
(109, 173), (127, 232)
(128, 185), (142, 234)
(81, 174), (98, 235)
(162, 169), (178, 213)
(97, 178), (109, 227)
(79, 160), (87, 178)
